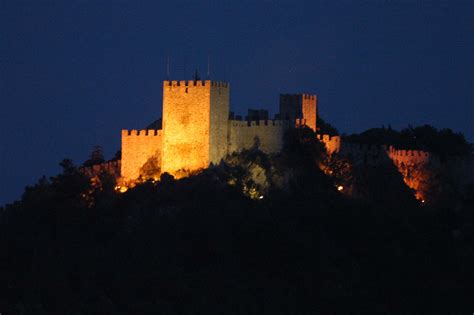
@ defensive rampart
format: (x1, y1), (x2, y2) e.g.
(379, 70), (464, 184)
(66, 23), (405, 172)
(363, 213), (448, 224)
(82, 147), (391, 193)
(121, 129), (162, 182)
(228, 119), (294, 154)
(387, 146), (435, 167)
(316, 134), (341, 154)
(349, 144), (436, 167)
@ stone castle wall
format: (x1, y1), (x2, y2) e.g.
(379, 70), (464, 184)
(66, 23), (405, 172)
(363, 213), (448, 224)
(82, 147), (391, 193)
(228, 120), (293, 155)
(121, 129), (162, 182)
(161, 80), (229, 176)
(316, 134), (437, 168)
(302, 94), (317, 132)
(280, 94), (317, 132)
(209, 82), (230, 164)
(119, 80), (319, 182)
(339, 142), (435, 167)
(317, 134), (341, 154)
(387, 147), (435, 167)
(317, 135), (474, 201)
(316, 137), (437, 201)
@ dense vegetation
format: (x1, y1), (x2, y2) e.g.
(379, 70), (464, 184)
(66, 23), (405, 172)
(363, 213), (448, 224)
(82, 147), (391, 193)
(344, 125), (471, 158)
(1, 128), (472, 314)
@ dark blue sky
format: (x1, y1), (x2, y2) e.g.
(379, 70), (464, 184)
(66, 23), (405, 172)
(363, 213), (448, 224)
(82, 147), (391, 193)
(1, 0), (472, 205)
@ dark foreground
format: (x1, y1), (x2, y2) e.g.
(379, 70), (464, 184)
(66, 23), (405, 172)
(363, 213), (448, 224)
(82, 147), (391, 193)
(1, 130), (472, 314)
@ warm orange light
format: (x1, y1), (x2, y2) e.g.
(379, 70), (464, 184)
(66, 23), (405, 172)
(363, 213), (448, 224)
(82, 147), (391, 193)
(115, 185), (128, 193)
(337, 185), (343, 191)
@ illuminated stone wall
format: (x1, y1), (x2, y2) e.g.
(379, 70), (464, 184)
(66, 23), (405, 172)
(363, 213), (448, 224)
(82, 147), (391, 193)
(209, 82), (230, 164)
(317, 134), (341, 154)
(336, 142), (439, 201)
(121, 129), (162, 182)
(162, 80), (229, 176)
(387, 147), (437, 201)
(120, 80), (321, 183)
(279, 94), (317, 132)
(387, 147), (433, 167)
(302, 94), (317, 132)
(228, 120), (291, 154)
(337, 142), (435, 168)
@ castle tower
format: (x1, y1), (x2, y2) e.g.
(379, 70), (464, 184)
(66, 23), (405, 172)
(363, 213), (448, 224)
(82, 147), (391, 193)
(279, 94), (317, 132)
(161, 80), (230, 176)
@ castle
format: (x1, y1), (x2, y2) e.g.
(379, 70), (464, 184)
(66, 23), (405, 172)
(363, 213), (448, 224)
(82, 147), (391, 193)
(79, 78), (473, 202)
(120, 80), (317, 183)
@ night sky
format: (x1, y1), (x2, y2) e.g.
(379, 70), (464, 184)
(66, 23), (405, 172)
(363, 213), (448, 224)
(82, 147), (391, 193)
(1, 0), (472, 205)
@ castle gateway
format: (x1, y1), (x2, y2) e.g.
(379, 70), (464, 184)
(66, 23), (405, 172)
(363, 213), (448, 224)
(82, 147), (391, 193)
(121, 80), (317, 183)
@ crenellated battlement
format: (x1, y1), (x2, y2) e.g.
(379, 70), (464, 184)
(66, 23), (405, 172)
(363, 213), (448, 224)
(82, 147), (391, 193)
(281, 93), (316, 100)
(334, 140), (437, 167)
(279, 93), (317, 132)
(387, 146), (435, 167)
(388, 147), (430, 158)
(162, 78), (230, 175)
(116, 76), (474, 202)
(229, 119), (294, 127)
(303, 94), (317, 100)
(163, 80), (229, 88)
(339, 142), (432, 157)
(121, 128), (162, 181)
(121, 78), (321, 182)
(122, 129), (162, 137)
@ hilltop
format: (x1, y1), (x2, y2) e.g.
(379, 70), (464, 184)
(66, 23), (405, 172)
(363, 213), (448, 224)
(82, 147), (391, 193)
(1, 127), (473, 313)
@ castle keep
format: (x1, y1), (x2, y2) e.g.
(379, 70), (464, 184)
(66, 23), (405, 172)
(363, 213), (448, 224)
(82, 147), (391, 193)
(121, 80), (317, 182)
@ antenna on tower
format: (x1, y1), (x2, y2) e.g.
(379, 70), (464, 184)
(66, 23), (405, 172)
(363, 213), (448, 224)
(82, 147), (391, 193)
(207, 53), (211, 79)
(184, 55), (188, 79)
(193, 69), (200, 81)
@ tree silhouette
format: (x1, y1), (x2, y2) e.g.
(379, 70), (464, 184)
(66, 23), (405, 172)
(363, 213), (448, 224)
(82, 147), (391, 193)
(0, 130), (472, 313)
(83, 145), (105, 166)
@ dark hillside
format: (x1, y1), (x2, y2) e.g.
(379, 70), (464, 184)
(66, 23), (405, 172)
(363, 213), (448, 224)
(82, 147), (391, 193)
(0, 128), (472, 314)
